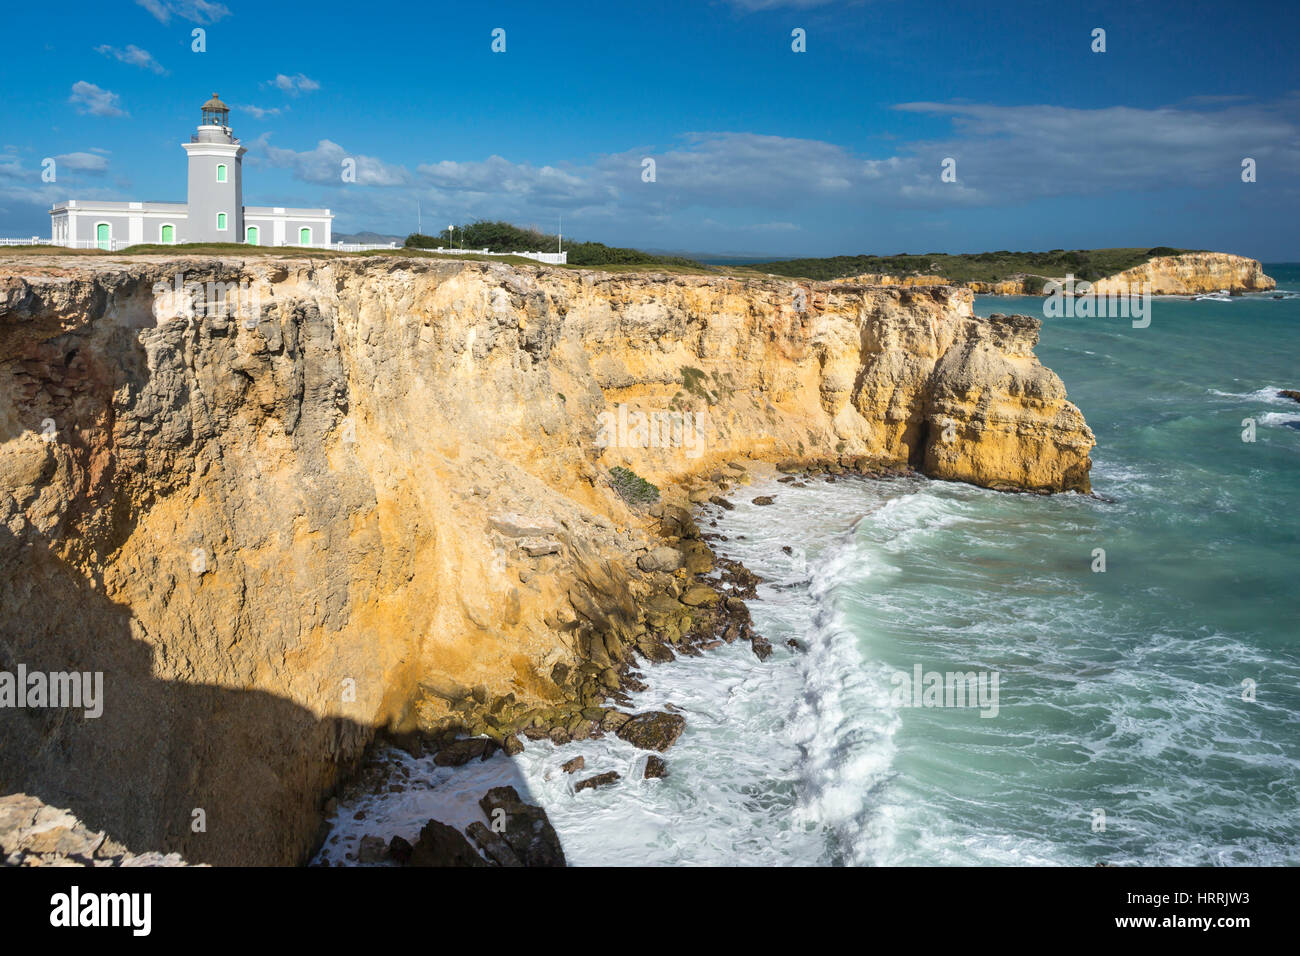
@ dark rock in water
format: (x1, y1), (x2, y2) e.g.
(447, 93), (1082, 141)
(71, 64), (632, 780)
(644, 756), (668, 780)
(781, 545), (793, 555)
(616, 711), (687, 752)
(388, 835), (413, 864)
(637, 640), (676, 663)
(408, 819), (488, 867)
(389, 731), (424, 758)
(786, 638), (803, 651)
(709, 495), (736, 510)
(561, 755), (585, 774)
(357, 834), (388, 863)
(601, 710), (632, 732)
(752, 495), (776, 506)
(575, 771), (620, 793)
(751, 637), (773, 661)
(433, 737), (489, 767)
(548, 726), (572, 745)
(503, 734), (524, 757)
(478, 786), (567, 867)
(1279, 389), (1300, 403)
(466, 821), (523, 867)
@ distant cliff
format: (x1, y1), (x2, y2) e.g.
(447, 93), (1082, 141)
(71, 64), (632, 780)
(1087, 253), (1275, 295)
(0, 255), (1093, 865)
(829, 252), (1275, 295)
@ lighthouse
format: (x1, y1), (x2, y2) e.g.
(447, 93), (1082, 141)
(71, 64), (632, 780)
(182, 94), (245, 243)
(49, 93), (331, 249)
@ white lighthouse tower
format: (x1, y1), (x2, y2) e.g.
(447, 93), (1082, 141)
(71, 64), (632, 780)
(182, 93), (245, 242)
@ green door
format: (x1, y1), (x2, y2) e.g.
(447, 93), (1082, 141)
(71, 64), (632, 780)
(161, 224), (174, 244)
(96, 223), (110, 250)
(299, 227), (311, 245)
(246, 226), (259, 245)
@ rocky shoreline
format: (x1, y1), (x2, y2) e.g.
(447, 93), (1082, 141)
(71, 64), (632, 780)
(314, 456), (912, 866)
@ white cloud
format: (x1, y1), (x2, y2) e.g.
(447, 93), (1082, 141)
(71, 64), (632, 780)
(725, 0), (840, 10)
(69, 82), (128, 118)
(53, 152), (110, 172)
(135, 0), (229, 24)
(266, 73), (320, 96)
(95, 44), (167, 74)
(892, 99), (1300, 199)
(257, 137), (409, 186)
(236, 104), (283, 120)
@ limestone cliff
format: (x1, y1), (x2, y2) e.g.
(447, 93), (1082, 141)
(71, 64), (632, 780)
(1087, 253), (1275, 295)
(0, 255), (1093, 865)
(829, 252), (1275, 296)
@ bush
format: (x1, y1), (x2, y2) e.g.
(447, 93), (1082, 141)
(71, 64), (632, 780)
(609, 466), (660, 505)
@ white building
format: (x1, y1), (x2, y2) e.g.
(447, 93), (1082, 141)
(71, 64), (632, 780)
(49, 94), (332, 250)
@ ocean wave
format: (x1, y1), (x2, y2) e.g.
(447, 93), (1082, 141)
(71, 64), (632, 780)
(1207, 385), (1296, 404)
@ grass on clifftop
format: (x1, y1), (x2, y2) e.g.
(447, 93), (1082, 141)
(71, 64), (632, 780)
(1, 242), (719, 275)
(741, 247), (1198, 283)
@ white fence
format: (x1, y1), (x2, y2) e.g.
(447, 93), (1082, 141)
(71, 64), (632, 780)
(0, 237), (567, 263)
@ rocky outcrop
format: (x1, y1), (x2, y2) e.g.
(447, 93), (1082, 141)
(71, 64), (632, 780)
(0, 793), (193, 866)
(830, 253), (1275, 296)
(0, 253), (1093, 865)
(1088, 253), (1275, 295)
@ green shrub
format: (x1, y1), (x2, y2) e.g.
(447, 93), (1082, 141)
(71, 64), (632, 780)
(609, 466), (660, 505)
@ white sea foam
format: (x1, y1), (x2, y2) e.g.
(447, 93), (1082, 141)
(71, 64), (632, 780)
(318, 473), (1300, 867)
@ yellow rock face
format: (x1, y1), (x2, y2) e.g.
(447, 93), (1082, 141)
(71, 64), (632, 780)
(1088, 253), (1275, 295)
(0, 255), (1093, 863)
(828, 252), (1275, 297)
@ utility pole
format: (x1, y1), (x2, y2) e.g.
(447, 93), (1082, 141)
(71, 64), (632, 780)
(417, 200), (421, 237)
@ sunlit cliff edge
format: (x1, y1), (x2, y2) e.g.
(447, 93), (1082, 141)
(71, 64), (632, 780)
(0, 255), (1094, 864)
(828, 252), (1276, 295)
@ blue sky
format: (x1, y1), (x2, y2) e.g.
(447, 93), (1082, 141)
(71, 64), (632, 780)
(2, 0), (1297, 258)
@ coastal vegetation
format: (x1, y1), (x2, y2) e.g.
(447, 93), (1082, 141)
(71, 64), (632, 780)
(742, 247), (1194, 283)
(405, 221), (699, 268)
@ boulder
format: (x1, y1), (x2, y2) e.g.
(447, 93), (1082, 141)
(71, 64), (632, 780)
(433, 737), (489, 767)
(600, 710), (633, 732)
(637, 546), (684, 573)
(561, 756), (585, 774)
(644, 756), (668, 779)
(407, 819), (488, 867)
(357, 834), (388, 864)
(388, 835), (413, 864)
(616, 711), (687, 752)
(465, 821), (523, 867)
(478, 786), (566, 867)
(575, 771), (620, 793)
(752, 495), (776, 506)
(680, 585), (719, 607)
